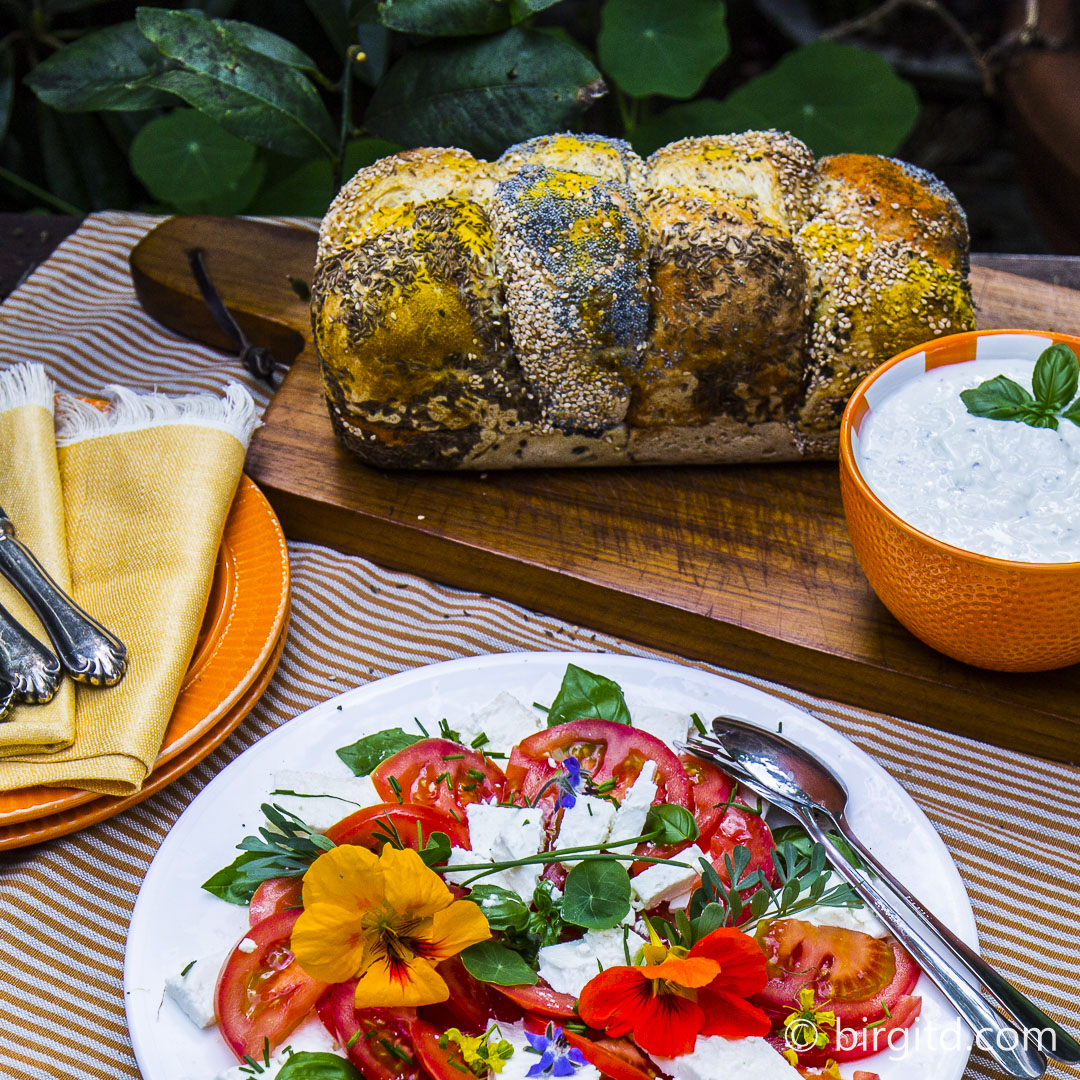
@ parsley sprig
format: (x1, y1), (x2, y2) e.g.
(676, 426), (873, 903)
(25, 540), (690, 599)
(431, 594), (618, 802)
(961, 342), (1080, 430)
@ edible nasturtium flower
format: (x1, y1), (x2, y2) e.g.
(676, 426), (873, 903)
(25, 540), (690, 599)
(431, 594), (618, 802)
(577, 925), (771, 1057)
(783, 987), (837, 1051)
(291, 844), (490, 1007)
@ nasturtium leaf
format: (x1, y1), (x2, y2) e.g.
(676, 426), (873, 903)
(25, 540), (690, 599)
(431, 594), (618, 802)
(365, 28), (603, 160)
(129, 109), (257, 211)
(336, 725), (423, 776)
(1032, 343), (1079, 411)
(418, 830), (453, 868)
(644, 803), (699, 846)
(0, 46), (14, 144)
(216, 20), (320, 72)
(598, 0), (729, 100)
(546, 663), (631, 727)
(562, 860), (632, 929)
(468, 884), (532, 930)
(25, 21), (173, 112)
(378, 0), (510, 36)
(137, 8), (337, 158)
(460, 940), (539, 985)
(661, 41), (917, 158)
(277, 1052), (364, 1080)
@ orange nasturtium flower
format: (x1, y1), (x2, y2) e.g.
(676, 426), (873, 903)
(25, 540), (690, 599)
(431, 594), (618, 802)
(291, 844), (490, 1008)
(578, 925), (772, 1057)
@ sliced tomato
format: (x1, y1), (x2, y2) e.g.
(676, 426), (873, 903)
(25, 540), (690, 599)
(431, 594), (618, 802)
(417, 956), (520, 1033)
(248, 877), (304, 925)
(707, 804), (777, 896)
(563, 1032), (660, 1080)
(325, 980), (425, 1080)
(490, 980), (578, 1019)
(372, 739), (506, 816)
(326, 801), (471, 855)
(775, 994), (923, 1067)
(679, 753), (735, 846)
(215, 910), (329, 1061)
(754, 920), (921, 1024)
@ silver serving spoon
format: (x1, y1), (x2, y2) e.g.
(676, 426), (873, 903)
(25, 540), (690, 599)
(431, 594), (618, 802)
(0, 676), (13, 721)
(0, 506), (126, 687)
(0, 602), (62, 704)
(681, 716), (1078, 1077)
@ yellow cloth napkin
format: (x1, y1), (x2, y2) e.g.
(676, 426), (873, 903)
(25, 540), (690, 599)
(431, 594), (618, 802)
(0, 383), (258, 795)
(0, 363), (77, 755)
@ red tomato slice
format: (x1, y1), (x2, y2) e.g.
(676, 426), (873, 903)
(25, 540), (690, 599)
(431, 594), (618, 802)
(325, 801), (471, 854)
(490, 980), (578, 1019)
(707, 804), (777, 895)
(754, 921), (920, 1024)
(563, 1032), (660, 1080)
(417, 956), (520, 1033)
(215, 910), (329, 1061)
(775, 994), (922, 1067)
(325, 980), (425, 1080)
(679, 753), (735, 846)
(372, 739), (506, 816)
(248, 877), (304, 926)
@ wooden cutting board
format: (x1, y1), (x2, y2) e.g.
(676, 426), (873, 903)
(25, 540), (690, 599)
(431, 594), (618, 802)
(131, 216), (1080, 765)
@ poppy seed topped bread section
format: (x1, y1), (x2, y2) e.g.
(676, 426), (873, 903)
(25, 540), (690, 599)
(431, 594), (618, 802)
(312, 132), (974, 470)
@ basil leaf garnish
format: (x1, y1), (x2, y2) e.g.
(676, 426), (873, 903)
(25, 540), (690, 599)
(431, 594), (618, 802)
(546, 664), (631, 727)
(959, 374), (1038, 420)
(561, 859), (632, 929)
(1032, 342), (1079, 412)
(336, 727), (422, 776)
(460, 940), (539, 986)
(276, 1052), (363, 1080)
(961, 343), (1080, 430)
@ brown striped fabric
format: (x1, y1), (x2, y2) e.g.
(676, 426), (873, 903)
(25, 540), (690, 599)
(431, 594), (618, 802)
(0, 213), (1078, 1080)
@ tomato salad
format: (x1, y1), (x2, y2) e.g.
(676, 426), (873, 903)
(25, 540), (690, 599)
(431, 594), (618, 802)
(170, 671), (921, 1080)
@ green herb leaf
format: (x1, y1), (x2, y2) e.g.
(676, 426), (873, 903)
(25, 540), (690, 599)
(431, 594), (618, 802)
(365, 27), (603, 161)
(418, 831), (453, 868)
(546, 664), (631, 728)
(1032, 343), (1080, 412)
(336, 727), (423, 776)
(644, 803), (699, 846)
(137, 9), (337, 158)
(216, 20), (320, 73)
(25, 21), (173, 112)
(561, 860), (632, 929)
(1063, 399), (1080, 428)
(200, 850), (273, 905)
(277, 1052), (364, 1080)
(468, 885), (532, 931)
(960, 375), (1040, 422)
(770, 825), (865, 871)
(598, 0), (729, 100)
(460, 940), (539, 986)
(129, 109), (259, 213)
(379, 0), (511, 36)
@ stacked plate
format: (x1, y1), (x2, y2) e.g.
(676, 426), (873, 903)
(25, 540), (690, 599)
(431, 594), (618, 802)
(0, 476), (290, 849)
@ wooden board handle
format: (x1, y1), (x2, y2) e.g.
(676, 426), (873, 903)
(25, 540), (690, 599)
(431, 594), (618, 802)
(129, 215), (319, 368)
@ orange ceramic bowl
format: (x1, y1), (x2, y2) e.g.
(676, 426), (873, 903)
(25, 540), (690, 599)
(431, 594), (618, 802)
(840, 328), (1080, 672)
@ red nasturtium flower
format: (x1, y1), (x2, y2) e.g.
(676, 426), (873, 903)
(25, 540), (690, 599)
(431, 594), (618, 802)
(578, 926), (771, 1057)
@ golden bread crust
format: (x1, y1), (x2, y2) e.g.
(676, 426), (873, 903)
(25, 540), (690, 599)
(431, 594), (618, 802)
(499, 133), (646, 191)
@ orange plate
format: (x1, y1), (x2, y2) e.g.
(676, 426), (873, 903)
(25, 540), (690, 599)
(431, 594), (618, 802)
(0, 475), (290, 825)
(0, 618), (287, 850)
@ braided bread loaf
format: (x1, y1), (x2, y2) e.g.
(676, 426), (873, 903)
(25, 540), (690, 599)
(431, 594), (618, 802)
(312, 132), (973, 469)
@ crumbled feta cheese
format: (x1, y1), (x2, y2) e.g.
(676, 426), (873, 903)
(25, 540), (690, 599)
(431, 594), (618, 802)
(608, 761), (657, 846)
(488, 1021), (602, 1080)
(268, 771), (379, 831)
(163, 951), (225, 1029)
(455, 692), (545, 754)
(628, 706), (691, 748)
(212, 1016), (342, 1080)
(237, 937), (257, 954)
(556, 796), (616, 866)
(651, 1035), (802, 1080)
(537, 927), (647, 997)
(444, 803), (546, 897)
(630, 846), (709, 910)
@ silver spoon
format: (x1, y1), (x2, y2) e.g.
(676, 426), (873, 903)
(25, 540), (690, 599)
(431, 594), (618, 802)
(0, 602), (62, 704)
(681, 717), (1076, 1077)
(0, 506), (126, 687)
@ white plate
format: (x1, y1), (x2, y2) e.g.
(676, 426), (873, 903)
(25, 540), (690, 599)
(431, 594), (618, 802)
(125, 651), (977, 1080)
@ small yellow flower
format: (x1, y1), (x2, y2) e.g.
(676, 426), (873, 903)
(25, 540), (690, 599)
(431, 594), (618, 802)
(782, 987), (837, 1052)
(291, 844), (491, 1008)
(440, 1025), (515, 1076)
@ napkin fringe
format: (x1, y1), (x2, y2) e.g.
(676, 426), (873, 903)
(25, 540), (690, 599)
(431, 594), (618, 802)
(0, 362), (54, 415)
(55, 383), (260, 448)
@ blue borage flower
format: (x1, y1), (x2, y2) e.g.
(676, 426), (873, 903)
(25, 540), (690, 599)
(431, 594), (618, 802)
(524, 1022), (588, 1077)
(556, 757), (582, 809)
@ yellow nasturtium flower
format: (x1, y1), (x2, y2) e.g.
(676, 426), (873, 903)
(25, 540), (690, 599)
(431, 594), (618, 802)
(291, 844), (491, 1008)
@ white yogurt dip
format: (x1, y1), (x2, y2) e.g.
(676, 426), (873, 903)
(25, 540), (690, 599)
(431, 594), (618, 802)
(858, 357), (1080, 562)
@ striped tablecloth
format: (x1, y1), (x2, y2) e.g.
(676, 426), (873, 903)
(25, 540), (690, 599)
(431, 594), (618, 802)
(1, 213), (1078, 1080)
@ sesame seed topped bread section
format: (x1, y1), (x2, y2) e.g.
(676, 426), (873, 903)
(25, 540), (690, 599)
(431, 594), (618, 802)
(311, 133), (974, 470)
